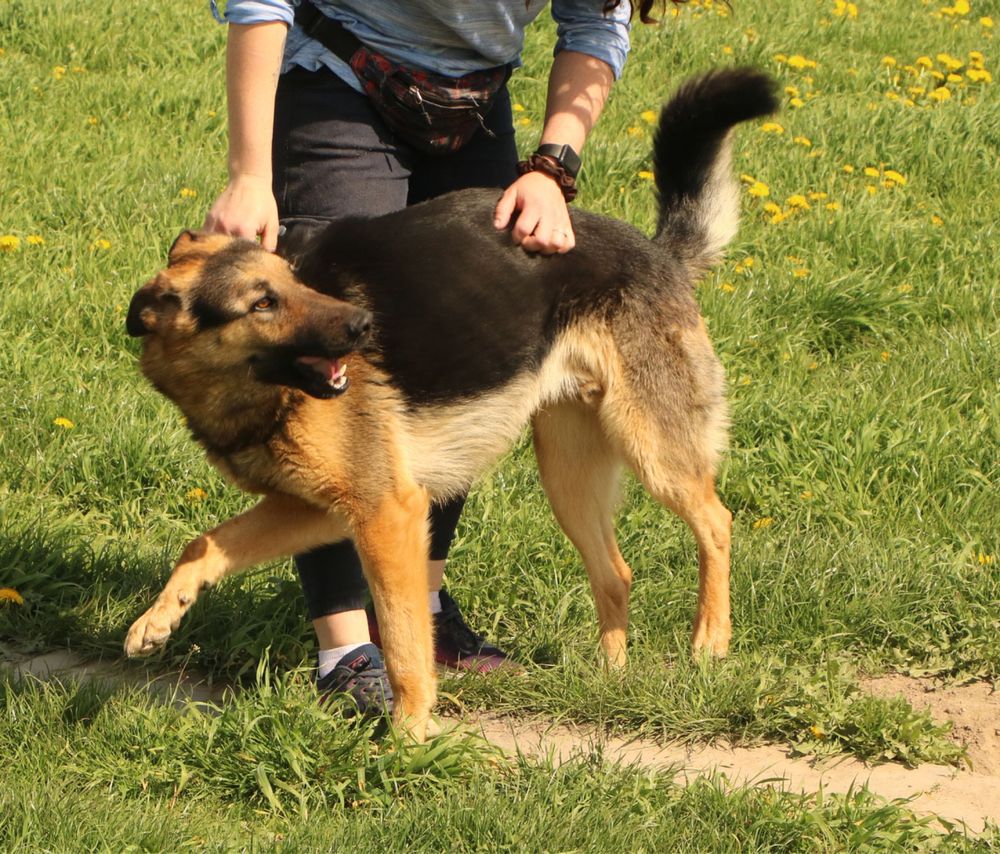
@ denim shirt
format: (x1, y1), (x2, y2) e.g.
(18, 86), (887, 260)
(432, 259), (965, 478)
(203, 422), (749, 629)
(211, 0), (631, 92)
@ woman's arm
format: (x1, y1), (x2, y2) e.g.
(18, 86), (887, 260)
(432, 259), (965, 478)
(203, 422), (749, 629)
(494, 49), (614, 255)
(204, 21), (288, 251)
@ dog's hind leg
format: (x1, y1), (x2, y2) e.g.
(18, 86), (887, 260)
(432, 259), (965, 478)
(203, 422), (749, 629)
(351, 482), (435, 740)
(533, 401), (632, 668)
(610, 413), (733, 658)
(125, 493), (349, 658)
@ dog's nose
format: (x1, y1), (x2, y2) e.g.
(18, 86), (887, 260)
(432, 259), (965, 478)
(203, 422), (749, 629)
(348, 311), (372, 343)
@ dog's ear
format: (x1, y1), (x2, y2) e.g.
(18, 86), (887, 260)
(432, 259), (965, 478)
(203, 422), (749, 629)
(168, 229), (208, 265)
(276, 221), (325, 273)
(126, 274), (182, 337)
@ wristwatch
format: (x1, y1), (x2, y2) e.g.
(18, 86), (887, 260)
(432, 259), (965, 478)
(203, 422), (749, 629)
(534, 143), (581, 179)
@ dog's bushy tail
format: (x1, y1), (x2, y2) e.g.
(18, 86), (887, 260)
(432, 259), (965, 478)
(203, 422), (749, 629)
(652, 68), (778, 269)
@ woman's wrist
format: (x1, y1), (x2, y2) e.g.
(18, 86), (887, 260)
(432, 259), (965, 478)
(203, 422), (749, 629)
(517, 151), (578, 202)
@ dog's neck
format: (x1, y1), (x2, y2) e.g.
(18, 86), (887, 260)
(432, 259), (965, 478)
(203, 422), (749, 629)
(145, 359), (295, 457)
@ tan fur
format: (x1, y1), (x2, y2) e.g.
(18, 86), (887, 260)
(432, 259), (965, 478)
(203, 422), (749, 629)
(124, 232), (734, 740)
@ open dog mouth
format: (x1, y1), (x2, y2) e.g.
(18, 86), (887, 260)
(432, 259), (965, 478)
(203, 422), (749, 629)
(296, 355), (349, 395)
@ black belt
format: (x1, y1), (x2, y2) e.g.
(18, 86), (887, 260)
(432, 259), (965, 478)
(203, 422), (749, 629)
(294, 1), (363, 64)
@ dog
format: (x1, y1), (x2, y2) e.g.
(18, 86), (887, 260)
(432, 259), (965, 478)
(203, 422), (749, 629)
(123, 69), (777, 738)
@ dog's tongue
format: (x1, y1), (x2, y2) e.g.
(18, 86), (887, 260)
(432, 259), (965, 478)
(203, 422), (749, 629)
(298, 355), (339, 381)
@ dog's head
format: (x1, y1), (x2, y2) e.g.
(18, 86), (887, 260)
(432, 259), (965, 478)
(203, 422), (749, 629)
(127, 230), (371, 399)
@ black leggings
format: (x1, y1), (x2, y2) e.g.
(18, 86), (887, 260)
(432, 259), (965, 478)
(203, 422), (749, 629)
(272, 68), (519, 619)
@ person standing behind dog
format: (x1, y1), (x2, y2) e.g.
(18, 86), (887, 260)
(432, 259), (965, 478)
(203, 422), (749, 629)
(204, 0), (676, 716)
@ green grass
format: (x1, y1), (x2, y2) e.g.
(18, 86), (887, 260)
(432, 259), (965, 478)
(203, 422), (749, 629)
(1, 672), (994, 852)
(1, 0), (998, 846)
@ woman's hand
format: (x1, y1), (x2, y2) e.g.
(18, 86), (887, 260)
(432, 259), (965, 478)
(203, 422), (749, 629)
(203, 173), (280, 251)
(493, 170), (575, 255)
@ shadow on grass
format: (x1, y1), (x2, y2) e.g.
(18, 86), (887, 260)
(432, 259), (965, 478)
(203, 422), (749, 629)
(0, 515), (314, 679)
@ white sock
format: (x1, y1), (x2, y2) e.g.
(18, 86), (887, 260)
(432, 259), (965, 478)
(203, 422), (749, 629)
(317, 642), (366, 679)
(429, 590), (443, 615)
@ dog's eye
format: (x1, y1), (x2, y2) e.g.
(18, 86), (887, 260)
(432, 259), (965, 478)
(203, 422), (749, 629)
(252, 296), (276, 312)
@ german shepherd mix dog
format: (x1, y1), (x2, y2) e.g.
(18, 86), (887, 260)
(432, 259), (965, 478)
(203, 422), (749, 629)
(124, 69), (777, 738)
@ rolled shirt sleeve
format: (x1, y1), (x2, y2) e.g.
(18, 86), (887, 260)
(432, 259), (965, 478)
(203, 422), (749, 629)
(211, 0), (294, 26)
(551, 0), (631, 79)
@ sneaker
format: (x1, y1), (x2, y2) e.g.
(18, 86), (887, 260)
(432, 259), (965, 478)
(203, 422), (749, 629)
(368, 589), (513, 674)
(315, 643), (393, 717)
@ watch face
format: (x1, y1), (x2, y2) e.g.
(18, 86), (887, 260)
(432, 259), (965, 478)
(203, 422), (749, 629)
(536, 143), (581, 178)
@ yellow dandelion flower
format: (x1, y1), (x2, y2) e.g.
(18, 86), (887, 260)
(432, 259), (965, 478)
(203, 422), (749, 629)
(881, 56), (898, 67)
(787, 55), (818, 70)
(769, 211), (790, 224)
(53, 416), (75, 429)
(800, 490), (814, 499)
(26, 235), (45, 245)
(792, 268), (809, 278)
(967, 69), (993, 83)
(785, 85), (800, 97)
(842, 164), (855, 173)
(883, 169), (907, 185)
(0, 588), (25, 606)
(930, 70), (945, 82)
(747, 181), (770, 198)
(980, 17), (993, 29)
(885, 91), (900, 101)
(968, 50), (984, 66)
(760, 121), (785, 134)
(207, 109), (218, 118)
(753, 517), (774, 529)
(947, 73), (964, 83)
(866, 185), (878, 195)
(186, 487), (208, 502)
(719, 282), (736, 293)
(740, 173), (757, 184)
(979, 553), (995, 566)
(909, 86), (926, 96)
(880, 351), (890, 362)
(793, 136), (812, 147)
(915, 56), (934, 69)
(637, 170), (655, 181)
(774, 53), (788, 63)
(86, 116), (99, 126)
(0, 235), (21, 253)
(93, 238), (112, 250)
(52, 65), (67, 80)
(517, 117), (531, 126)
(512, 103), (525, 112)
(931, 214), (944, 226)
(627, 126), (643, 137)
(809, 725), (826, 739)
(640, 109), (657, 124)
(789, 97), (805, 109)
(928, 86), (952, 101)
(937, 53), (963, 71)
(786, 194), (810, 209)
(808, 191), (828, 200)
(863, 166), (880, 177)
(825, 201), (841, 211)
(763, 202), (782, 215)
(722, 46), (733, 55)
(179, 187), (198, 199)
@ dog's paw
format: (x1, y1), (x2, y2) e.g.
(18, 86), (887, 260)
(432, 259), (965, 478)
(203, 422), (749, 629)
(691, 620), (731, 658)
(124, 604), (178, 657)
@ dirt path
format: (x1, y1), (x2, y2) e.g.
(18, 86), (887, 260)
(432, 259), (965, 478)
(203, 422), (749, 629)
(3, 648), (997, 833)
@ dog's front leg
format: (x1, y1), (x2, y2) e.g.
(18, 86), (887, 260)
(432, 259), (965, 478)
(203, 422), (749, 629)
(124, 493), (348, 657)
(352, 484), (434, 740)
